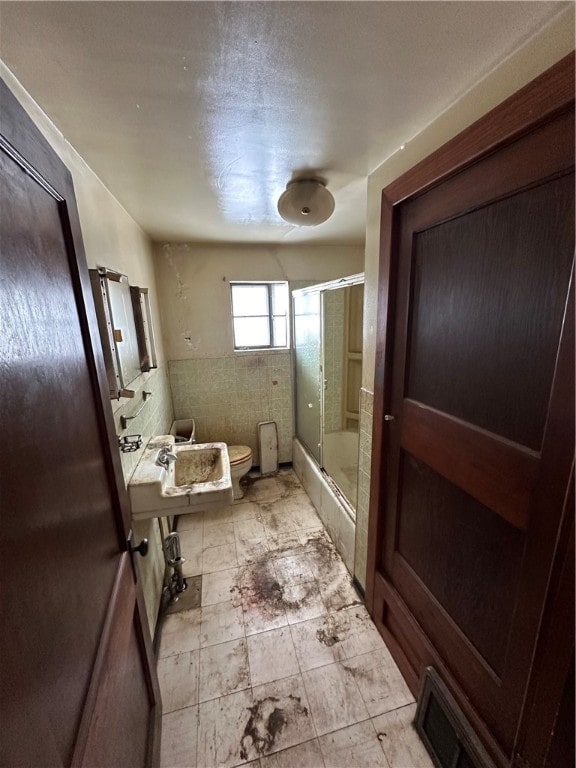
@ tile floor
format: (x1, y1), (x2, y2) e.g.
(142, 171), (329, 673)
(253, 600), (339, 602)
(158, 469), (434, 768)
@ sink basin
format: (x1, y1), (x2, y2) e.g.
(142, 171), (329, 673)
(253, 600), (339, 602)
(128, 436), (233, 520)
(174, 446), (223, 486)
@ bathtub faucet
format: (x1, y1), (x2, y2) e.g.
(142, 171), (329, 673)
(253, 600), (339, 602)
(156, 446), (177, 469)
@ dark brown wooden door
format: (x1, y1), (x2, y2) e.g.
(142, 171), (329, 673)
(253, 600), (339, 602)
(0, 81), (161, 766)
(367, 58), (574, 767)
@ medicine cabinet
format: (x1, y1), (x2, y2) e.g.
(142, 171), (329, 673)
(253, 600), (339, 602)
(90, 268), (157, 399)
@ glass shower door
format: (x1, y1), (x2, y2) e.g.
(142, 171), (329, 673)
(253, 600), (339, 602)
(322, 284), (363, 509)
(293, 289), (322, 463)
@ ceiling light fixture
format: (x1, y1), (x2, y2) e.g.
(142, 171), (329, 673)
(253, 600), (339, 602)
(277, 178), (335, 226)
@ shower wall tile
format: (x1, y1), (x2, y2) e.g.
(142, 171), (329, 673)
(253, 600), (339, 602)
(168, 352), (293, 465)
(354, 388), (373, 590)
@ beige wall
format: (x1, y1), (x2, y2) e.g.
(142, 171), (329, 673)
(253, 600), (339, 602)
(155, 242), (364, 360)
(156, 242), (363, 464)
(354, 9), (575, 590)
(1, 63), (173, 637)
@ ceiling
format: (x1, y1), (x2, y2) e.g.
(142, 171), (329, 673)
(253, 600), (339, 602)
(0, 1), (570, 245)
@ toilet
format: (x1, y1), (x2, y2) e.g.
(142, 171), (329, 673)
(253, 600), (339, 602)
(170, 419), (252, 500)
(227, 444), (253, 500)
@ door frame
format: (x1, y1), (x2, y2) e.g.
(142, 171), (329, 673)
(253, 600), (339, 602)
(366, 54), (574, 767)
(0, 79), (162, 766)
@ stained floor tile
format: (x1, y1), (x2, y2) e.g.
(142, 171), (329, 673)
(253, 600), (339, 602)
(230, 501), (262, 522)
(289, 615), (341, 672)
(200, 600), (244, 647)
(158, 650), (199, 713)
(318, 720), (390, 768)
(318, 570), (362, 612)
(341, 649), (414, 717)
(159, 608), (201, 658)
(197, 688), (254, 768)
(161, 471), (432, 768)
(283, 581), (326, 625)
(199, 638), (250, 703)
(161, 705), (198, 768)
(202, 567), (240, 607)
(245, 674), (315, 758)
(272, 553), (315, 588)
(236, 536), (271, 566)
(260, 738), (325, 768)
(204, 521), (236, 548)
(203, 542), (238, 573)
(247, 627), (300, 687)
(303, 662), (369, 736)
(372, 704), (435, 768)
(243, 477), (283, 502)
(177, 510), (204, 533)
(235, 518), (268, 542)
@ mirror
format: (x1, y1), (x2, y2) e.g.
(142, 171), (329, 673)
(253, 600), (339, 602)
(90, 268), (157, 399)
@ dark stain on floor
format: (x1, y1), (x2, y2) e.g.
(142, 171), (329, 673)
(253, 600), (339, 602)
(276, 471), (304, 495)
(240, 694), (309, 759)
(255, 500), (274, 514)
(316, 627), (340, 646)
(236, 557), (316, 615)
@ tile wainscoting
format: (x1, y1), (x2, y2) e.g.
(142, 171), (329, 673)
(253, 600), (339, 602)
(112, 364), (175, 637)
(168, 352), (294, 466)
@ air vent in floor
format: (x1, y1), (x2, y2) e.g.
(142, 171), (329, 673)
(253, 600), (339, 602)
(415, 667), (497, 768)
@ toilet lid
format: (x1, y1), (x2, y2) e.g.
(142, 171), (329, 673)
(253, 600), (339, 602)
(228, 445), (252, 465)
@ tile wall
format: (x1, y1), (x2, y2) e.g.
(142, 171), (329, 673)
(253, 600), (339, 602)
(168, 352), (293, 466)
(354, 388), (374, 590)
(111, 364), (175, 635)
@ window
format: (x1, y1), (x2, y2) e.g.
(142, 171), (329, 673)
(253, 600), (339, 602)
(230, 281), (289, 350)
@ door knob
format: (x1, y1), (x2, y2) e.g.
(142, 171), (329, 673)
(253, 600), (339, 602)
(384, 414), (395, 422)
(131, 538), (149, 557)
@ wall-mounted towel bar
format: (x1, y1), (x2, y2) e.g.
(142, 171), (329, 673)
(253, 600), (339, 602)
(120, 391), (152, 430)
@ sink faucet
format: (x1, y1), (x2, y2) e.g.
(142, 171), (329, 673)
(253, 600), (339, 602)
(156, 446), (177, 469)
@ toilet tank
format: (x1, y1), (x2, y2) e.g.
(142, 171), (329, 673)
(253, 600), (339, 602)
(170, 418), (196, 445)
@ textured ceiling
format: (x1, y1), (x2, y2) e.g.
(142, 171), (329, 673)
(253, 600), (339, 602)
(0, 1), (570, 244)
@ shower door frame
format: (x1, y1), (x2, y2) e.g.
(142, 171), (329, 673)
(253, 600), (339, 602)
(292, 273), (364, 511)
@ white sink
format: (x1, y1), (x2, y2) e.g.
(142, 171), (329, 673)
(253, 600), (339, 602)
(128, 435), (233, 520)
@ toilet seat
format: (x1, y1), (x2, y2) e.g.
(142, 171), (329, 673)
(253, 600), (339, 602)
(228, 445), (252, 465)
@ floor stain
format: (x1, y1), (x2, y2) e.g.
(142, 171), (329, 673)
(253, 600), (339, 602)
(276, 471), (304, 495)
(316, 627), (340, 646)
(236, 557), (316, 615)
(240, 694), (308, 759)
(255, 500), (274, 514)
